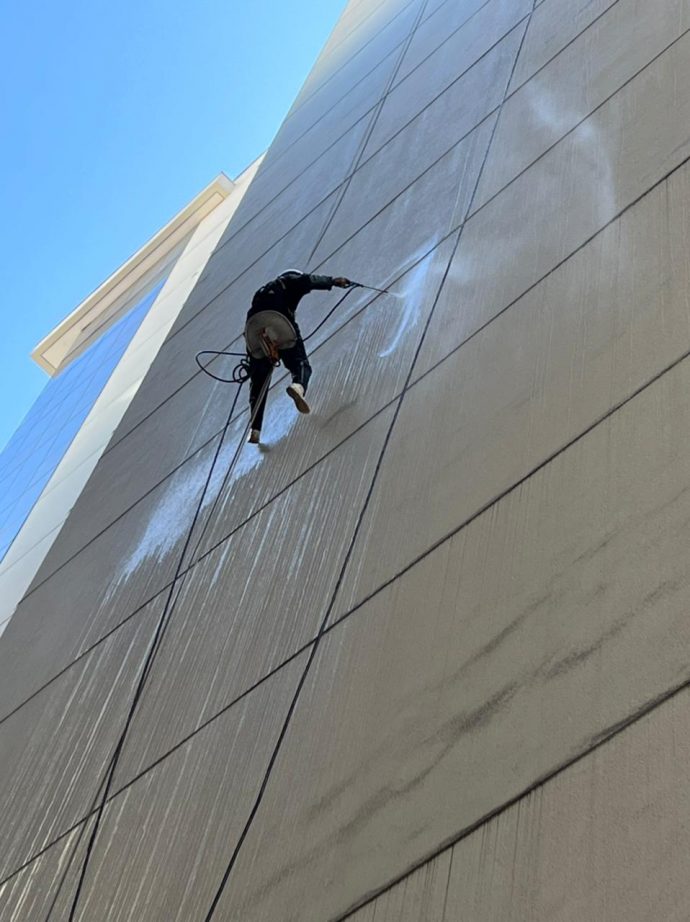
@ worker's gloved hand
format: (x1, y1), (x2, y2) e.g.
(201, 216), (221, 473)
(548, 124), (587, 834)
(333, 277), (353, 288)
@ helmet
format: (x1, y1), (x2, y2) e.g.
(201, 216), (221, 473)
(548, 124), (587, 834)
(275, 269), (305, 291)
(277, 269), (304, 281)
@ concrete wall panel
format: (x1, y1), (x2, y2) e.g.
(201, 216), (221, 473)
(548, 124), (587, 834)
(0, 823), (91, 922)
(215, 350), (690, 920)
(364, 0), (529, 155)
(475, 0), (690, 210)
(416, 28), (690, 379)
(213, 114), (372, 268)
(0, 654), (305, 921)
(268, 1), (422, 163)
(510, 0), (618, 92)
(222, 103), (378, 246)
(396, 0), (506, 83)
(290, 0), (419, 113)
(309, 124), (492, 294)
(350, 681), (690, 921)
(347, 851), (452, 921)
(355, 21), (521, 169)
(112, 410), (394, 786)
(334, 157), (690, 620)
(313, 114), (495, 272)
(0, 602), (157, 879)
(0, 436), (224, 720)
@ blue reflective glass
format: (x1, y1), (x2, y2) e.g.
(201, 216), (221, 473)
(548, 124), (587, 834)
(0, 280), (165, 561)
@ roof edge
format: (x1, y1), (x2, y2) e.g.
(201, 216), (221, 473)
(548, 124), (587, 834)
(32, 172), (237, 375)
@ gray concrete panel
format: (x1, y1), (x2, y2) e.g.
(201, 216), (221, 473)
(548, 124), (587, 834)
(113, 410), (395, 785)
(474, 0), (690, 210)
(334, 157), (690, 622)
(214, 147), (368, 276)
(1, 653), (305, 921)
(352, 682), (690, 921)
(216, 352), (690, 920)
(352, 21), (520, 168)
(74, 371), (238, 543)
(423, 0), (479, 16)
(362, 0), (529, 156)
(443, 688), (690, 922)
(214, 113), (372, 260)
(338, 0), (412, 35)
(291, 0), (419, 113)
(313, 115), (495, 274)
(223, 56), (392, 234)
(395, 0), (499, 83)
(0, 603), (157, 879)
(348, 851), (452, 920)
(258, 49), (398, 175)
(313, 42), (516, 259)
(0, 436), (223, 720)
(267, 1), (422, 163)
(109, 313), (242, 447)
(416, 28), (690, 379)
(310, 119), (494, 287)
(319, 0), (414, 63)
(0, 822), (91, 922)
(510, 0), (618, 93)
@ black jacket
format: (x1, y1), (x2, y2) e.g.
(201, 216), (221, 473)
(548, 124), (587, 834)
(247, 273), (336, 323)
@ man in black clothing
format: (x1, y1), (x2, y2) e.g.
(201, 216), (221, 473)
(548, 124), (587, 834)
(245, 270), (352, 443)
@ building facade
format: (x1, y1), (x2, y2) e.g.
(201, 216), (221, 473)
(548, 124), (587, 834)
(2, 0), (690, 918)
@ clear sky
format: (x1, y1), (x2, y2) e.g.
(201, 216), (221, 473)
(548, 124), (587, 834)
(0, 0), (345, 450)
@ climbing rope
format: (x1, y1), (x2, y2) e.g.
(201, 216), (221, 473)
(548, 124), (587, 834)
(194, 350), (250, 384)
(51, 373), (271, 922)
(52, 280), (379, 918)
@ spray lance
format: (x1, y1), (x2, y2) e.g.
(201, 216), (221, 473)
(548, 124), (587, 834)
(348, 280), (391, 294)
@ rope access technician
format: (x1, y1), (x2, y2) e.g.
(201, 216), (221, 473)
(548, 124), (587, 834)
(244, 270), (352, 443)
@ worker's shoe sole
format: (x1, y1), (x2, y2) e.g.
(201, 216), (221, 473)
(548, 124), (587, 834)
(248, 429), (261, 444)
(286, 383), (310, 414)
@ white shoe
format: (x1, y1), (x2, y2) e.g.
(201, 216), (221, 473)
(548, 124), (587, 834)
(248, 429), (261, 444)
(286, 383), (310, 414)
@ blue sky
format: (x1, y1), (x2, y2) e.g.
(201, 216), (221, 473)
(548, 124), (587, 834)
(0, 0), (345, 450)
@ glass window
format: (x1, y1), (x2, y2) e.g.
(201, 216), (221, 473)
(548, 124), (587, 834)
(0, 280), (165, 562)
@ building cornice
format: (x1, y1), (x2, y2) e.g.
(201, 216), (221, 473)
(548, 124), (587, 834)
(32, 172), (236, 375)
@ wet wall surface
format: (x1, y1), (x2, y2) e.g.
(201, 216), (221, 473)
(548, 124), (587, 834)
(4, 0), (690, 918)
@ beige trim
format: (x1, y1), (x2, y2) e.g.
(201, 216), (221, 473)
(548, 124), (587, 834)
(32, 173), (236, 375)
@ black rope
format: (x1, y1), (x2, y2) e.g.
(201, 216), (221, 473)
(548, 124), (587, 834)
(53, 378), (253, 922)
(53, 285), (359, 918)
(198, 0), (534, 908)
(195, 350), (251, 384)
(303, 287), (356, 342)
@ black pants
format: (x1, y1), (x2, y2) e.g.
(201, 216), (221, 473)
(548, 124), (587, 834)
(248, 335), (312, 431)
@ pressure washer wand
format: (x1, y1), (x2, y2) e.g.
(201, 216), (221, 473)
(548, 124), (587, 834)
(351, 281), (391, 294)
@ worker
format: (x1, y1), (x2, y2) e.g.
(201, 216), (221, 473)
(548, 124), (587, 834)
(245, 270), (352, 443)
